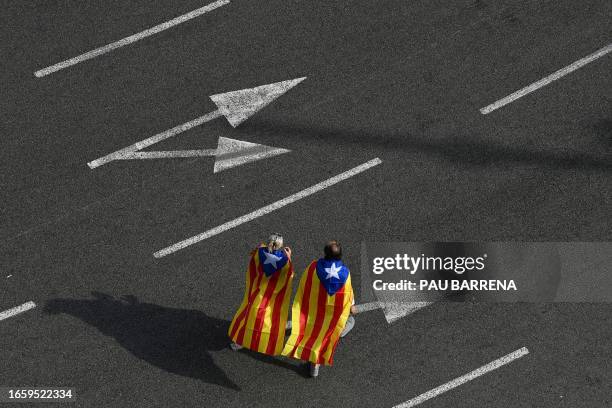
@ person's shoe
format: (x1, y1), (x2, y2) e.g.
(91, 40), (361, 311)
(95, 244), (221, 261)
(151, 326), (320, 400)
(229, 342), (243, 351)
(309, 363), (320, 378)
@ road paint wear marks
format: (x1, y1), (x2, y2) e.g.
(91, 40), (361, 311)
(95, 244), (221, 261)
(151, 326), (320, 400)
(393, 347), (530, 407)
(0, 301), (36, 322)
(153, 158), (383, 258)
(480, 43), (612, 114)
(34, 0), (229, 77)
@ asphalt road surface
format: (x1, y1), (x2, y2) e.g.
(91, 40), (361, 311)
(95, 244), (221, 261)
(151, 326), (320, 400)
(1, 0), (610, 407)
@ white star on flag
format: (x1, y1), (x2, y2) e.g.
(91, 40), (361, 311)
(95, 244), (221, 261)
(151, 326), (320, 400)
(325, 262), (342, 280)
(262, 251), (282, 268)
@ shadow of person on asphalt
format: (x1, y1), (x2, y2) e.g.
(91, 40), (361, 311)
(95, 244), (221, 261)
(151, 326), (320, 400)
(237, 347), (310, 379)
(44, 292), (240, 391)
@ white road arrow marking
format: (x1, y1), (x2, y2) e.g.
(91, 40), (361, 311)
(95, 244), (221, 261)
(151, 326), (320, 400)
(209, 77), (306, 127)
(212, 137), (290, 173)
(34, 0), (229, 77)
(153, 158), (382, 258)
(393, 347), (530, 407)
(114, 137), (290, 173)
(360, 242), (436, 324)
(87, 77), (305, 169)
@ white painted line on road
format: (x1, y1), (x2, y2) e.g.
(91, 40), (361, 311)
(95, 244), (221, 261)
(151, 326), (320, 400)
(353, 301), (433, 322)
(34, 0), (229, 77)
(353, 301), (383, 314)
(382, 301), (434, 323)
(119, 149), (218, 159)
(480, 43), (612, 114)
(0, 301), (36, 322)
(393, 347), (530, 408)
(154, 157), (383, 258)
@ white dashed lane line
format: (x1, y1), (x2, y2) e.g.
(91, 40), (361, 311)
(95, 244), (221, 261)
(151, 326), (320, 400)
(0, 301), (37, 322)
(480, 43), (612, 114)
(154, 158), (383, 258)
(392, 347), (530, 407)
(34, 0), (229, 77)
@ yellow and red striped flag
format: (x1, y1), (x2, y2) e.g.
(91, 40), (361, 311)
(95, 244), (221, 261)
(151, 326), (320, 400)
(228, 245), (294, 355)
(282, 259), (354, 366)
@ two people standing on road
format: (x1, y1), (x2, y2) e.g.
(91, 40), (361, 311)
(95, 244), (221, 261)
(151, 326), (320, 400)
(228, 236), (356, 377)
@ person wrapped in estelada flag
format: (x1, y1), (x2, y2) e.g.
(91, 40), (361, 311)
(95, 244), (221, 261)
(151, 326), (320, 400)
(282, 240), (355, 377)
(228, 233), (294, 355)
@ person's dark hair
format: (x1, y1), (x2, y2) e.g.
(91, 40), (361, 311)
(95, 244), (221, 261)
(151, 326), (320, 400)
(324, 240), (342, 260)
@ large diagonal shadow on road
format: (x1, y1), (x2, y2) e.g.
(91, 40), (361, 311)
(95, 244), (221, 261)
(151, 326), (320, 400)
(249, 121), (611, 171)
(44, 292), (239, 390)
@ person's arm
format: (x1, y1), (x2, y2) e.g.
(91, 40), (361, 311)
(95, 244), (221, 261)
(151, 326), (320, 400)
(283, 246), (292, 260)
